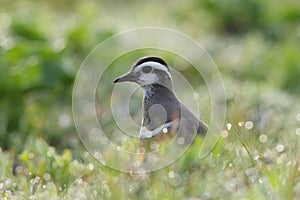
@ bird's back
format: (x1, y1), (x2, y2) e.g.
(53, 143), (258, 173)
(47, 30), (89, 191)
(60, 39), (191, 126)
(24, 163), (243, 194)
(179, 103), (207, 136)
(142, 85), (207, 139)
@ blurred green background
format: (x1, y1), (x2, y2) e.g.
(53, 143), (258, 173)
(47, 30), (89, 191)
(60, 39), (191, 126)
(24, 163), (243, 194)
(1, 0), (300, 199)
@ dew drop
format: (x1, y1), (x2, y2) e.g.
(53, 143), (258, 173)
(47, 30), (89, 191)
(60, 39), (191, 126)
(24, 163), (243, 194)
(43, 173), (51, 181)
(5, 190), (12, 196)
(47, 147), (55, 157)
(259, 135), (268, 143)
(177, 137), (185, 145)
(263, 150), (271, 159)
(168, 171), (175, 178)
(276, 144), (285, 153)
(221, 130), (228, 138)
(296, 128), (300, 135)
(28, 153), (35, 159)
(226, 123), (232, 131)
(245, 121), (254, 130)
(238, 122), (244, 127)
(168, 172), (182, 187)
(88, 163), (94, 171)
(32, 176), (41, 184)
(162, 128), (168, 133)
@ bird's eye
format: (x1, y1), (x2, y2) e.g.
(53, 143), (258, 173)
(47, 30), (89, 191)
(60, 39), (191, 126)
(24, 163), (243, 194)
(142, 66), (152, 73)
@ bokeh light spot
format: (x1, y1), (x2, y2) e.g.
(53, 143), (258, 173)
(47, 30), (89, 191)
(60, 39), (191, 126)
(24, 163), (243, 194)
(162, 128), (168, 133)
(259, 135), (268, 143)
(43, 173), (51, 181)
(221, 130), (228, 138)
(276, 144), (285, 153)
(296, 128), (300, 135)
(0, 13), (11, 29)
(226, 123), (232, 131)
(245, 121), (254, 130)
(177, 137), (185, 145)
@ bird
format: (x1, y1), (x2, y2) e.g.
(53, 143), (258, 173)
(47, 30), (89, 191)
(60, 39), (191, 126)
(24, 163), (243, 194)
(114, 56), (207, 146)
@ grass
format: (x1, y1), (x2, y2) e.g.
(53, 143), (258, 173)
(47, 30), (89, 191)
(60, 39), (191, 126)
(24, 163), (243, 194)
(1, 0), (300, 199)
(1, 87), (299, 199)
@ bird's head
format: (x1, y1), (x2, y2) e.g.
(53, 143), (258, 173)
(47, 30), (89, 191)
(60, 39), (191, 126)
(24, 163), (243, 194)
(114, 56), (173, 90)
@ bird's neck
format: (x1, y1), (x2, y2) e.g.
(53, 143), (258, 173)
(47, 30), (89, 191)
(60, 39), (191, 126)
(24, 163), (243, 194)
(142, 84), (174, 101)
(141, 83), (179, 128)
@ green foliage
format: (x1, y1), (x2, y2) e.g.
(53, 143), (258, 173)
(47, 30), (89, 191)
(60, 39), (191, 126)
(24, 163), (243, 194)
(0, 0), (300, 199)
(199, 0), (264, 34)
(19, 138), (74, 189)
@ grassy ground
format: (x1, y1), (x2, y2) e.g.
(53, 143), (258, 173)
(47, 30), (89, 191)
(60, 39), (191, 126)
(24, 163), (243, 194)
(1, 0), (300, 199)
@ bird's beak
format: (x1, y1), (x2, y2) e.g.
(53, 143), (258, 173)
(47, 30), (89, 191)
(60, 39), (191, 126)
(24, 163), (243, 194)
(114, 71), (137, 83)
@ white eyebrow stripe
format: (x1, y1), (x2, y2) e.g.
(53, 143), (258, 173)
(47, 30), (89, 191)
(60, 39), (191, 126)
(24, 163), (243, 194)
(135, 61), (170, 74)
(139, 121), (173, 139)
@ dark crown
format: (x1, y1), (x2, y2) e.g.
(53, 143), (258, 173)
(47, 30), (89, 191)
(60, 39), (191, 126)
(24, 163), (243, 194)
(133, 56), (169, 71)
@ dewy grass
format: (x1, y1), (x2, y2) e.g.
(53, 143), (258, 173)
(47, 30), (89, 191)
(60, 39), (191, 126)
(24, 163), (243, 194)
(1, 0), (300, 199)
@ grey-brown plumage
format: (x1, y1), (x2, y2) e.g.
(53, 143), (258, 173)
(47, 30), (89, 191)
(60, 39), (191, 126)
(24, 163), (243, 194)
(114, 56), (207, 143)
